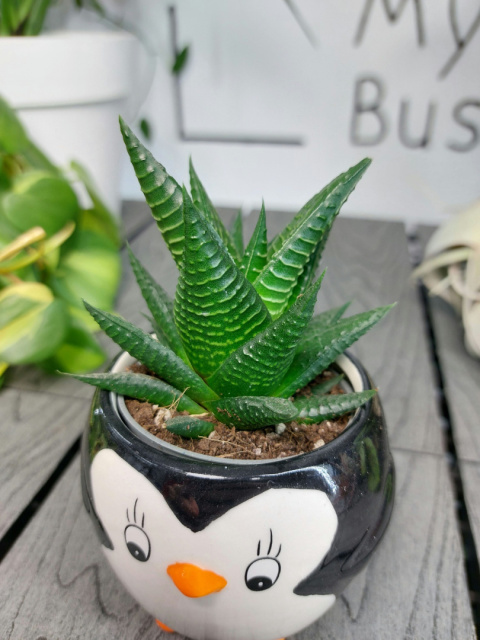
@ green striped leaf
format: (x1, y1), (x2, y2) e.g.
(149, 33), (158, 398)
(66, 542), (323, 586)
(165, 416), (214, 438)
(297, 302), (352, 353)
(306, 374), (345, 397)
(286, 228), (332, 308)
(208, 396), (298, 431)
(230, 210), (244, 259)
(256, 159), (371, 320)
(67, 371), (205, 413)
(309, 302), (351, 329)
(127, 246), (190, 364)
(268, 159), (370, 259)
(240, 203), (267, 283)
(189, 159), (240, 261)
(119, 118), (184, 265)
(207, 273), (324, 397)
(174, 189), (271, 378)
(275, 304), (394, 398)
(294, 390), (376, 424)
(140, 313), (170, 348)
(285, 247), (319, 308)
(83, 301), (218, 404)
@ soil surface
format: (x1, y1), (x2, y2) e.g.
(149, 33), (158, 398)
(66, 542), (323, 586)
(125, 366), (352, 461)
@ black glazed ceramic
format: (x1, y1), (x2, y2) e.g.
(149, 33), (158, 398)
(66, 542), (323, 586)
(81, 350), (394, 640)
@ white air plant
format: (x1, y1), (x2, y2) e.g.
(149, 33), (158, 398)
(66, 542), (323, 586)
(413, 202), (480, 357)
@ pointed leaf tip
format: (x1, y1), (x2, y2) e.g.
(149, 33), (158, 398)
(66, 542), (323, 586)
(240, 203), (268, 284)
(294, 389), (376, 424)
(256, 159), (371, 320)
(189, 160), (241, 261)
(120, 121), (185, 265)
(275, 303), (393, 398)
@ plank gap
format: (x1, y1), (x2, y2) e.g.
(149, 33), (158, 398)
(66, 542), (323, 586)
(407, 228), (480, 633)
(0, 435), (81, 564)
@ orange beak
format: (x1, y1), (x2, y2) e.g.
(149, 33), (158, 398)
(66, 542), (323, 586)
(167, 562), (227, 598)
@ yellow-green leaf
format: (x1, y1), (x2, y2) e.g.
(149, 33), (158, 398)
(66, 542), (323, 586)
(0, 282), (68, 364)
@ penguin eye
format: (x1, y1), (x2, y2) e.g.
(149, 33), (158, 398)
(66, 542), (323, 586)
(124, 524), (151, 562)
(245, 557), (281, 591)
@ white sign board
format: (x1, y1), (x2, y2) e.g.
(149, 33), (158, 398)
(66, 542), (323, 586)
(123, 0), (480, 223)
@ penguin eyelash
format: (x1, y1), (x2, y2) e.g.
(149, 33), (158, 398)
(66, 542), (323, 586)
(126, 498), (146, 528)
(256, 529), (282, 558)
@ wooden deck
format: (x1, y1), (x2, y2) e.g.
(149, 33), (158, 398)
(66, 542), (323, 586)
(0, 203), (478, 639)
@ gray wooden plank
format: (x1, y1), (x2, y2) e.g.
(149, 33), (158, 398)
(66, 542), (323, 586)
(460, 460), (480, 561)
(311, 448), (475, 640)
(429, 296), (480, 463)
(0, 449), (474, 639)
(0, 459), (165, 640)
(244, 212), (443, 455)
(416, 225), (480, 463)
(0, 389), (89, 539)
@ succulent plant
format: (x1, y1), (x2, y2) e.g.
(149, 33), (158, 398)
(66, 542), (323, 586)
(73, 118), (393, 436)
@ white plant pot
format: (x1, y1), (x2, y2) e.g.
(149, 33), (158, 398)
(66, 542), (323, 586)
(0, 31), (138, 214)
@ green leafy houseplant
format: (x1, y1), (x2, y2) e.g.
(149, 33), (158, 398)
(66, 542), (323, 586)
(72, 118), (393, 442)
(0, 96), (121, 381)
(0, 0), (104, 36)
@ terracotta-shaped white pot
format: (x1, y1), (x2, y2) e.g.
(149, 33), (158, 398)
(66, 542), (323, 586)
(0, 30), (137, 214)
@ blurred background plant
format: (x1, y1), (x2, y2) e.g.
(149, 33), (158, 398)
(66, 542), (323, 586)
(0, 0), (105, 35)
(0, 96), (121, 385)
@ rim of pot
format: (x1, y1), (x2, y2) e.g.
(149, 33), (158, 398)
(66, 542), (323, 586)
(107, 349), (374, 467)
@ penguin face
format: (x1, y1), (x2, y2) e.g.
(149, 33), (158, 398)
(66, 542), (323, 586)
(91, 449), (339, 640)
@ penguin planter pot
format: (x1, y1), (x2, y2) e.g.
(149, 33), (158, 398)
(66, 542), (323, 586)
(76, 131), (395, 639)
(81, 350), (395, 640)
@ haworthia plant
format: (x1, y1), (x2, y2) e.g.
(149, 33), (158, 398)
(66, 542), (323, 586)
(75, 121), (393, 436)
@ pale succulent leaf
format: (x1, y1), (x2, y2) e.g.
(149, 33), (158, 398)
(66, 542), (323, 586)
(294, 390), (376, 424)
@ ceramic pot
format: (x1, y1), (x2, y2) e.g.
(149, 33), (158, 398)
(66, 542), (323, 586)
(81, 350), (395, 640)
(0, 31), (137, 214)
